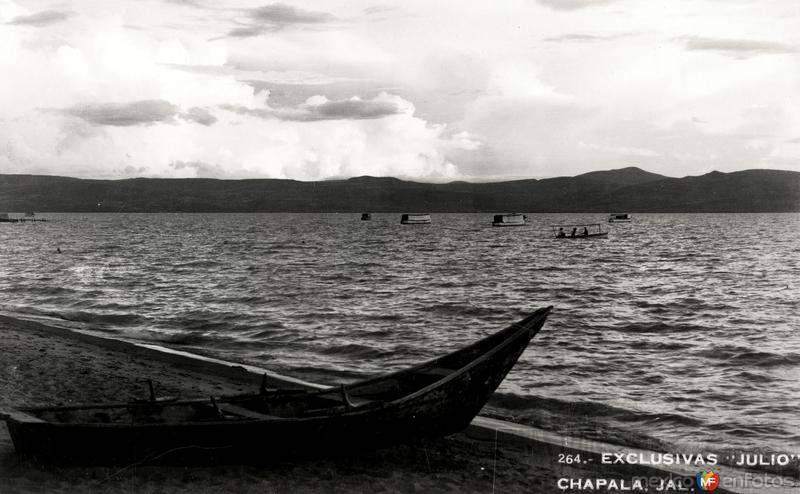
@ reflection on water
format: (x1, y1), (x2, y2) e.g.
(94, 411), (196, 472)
(1, 212), (798, 455)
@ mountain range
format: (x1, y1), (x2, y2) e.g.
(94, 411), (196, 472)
(0, 167), (798, 213)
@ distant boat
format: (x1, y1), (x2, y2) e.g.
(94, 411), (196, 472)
(552, 223), (608, 239)
(361, 213), (371, 221)
(0, 308), (553, 464)
(24, 212), (35, 217)
(400, 213), (431, 225)
(608, 213), (632, 223)
(492, 213), (527, 227)
(0, 213), (19, 223)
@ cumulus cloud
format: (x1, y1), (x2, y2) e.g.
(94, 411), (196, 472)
(7, 9), (73, 26)
(680, 37), (796, 58)
(60, 100), (180, 126)
(227, 3), (336, 38)
(0, 10), (473, 182)
(3, 0), (800, 182)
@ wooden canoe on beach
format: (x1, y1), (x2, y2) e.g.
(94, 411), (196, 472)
(0, 307), (551, 464)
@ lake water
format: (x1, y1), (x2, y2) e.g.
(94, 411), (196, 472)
(1, 213), (798, 464)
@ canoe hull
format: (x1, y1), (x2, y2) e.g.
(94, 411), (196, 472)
(3, 308), (551, 464)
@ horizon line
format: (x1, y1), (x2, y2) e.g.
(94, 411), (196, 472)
(3, 167), (797, 184)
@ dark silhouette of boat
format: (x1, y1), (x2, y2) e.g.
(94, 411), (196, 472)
(552, 223), (608, 239)
(361, 213), (372, 221)
(0, 307), (552, 464)
(492, 213), (527, 226)
(400, 213), (431, 224)
(608, 213), (632, 223)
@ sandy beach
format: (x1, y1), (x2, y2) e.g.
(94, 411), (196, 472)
(0, 314), (754, 493)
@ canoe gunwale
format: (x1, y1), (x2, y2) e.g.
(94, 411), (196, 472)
(338, 307), (551, 394)
(393, 308), (550, 405)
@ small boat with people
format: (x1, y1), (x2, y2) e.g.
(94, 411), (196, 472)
(400, 213), (431, 225)
(492, 213), (527, 227)
(0, 308), (553, 464)
(552, 223), (608, 239)
(608, 213), (632, 223)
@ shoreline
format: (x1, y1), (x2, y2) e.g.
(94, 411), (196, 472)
(1, 313), (796, 493)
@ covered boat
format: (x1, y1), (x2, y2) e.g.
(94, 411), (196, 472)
(608, 213), (631, 223)
(0, 307), (552, 464)
(492, 213), (527, 227)
(552, 223), (608, 239)
(400, 213), (431, 224)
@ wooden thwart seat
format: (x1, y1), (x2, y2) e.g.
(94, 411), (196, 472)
(219, 404), (276, 420)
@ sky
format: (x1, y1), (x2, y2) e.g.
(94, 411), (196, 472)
(0, 0), (798, 181)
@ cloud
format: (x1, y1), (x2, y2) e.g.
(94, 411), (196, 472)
(59, 100), (218, 127)
(241, 79), (380, 108)
(7, 9), (73, 26)
(363, 5), (399, 16)
(249, 3), (335, 24)
(181, 106), (217, 126)
(544, 33), (627, 43)
(169, 160), (229, 177)
(536, 0), (619, 11)
(227, 3), (336, 38)
(60, 100), (180, 126)
(293, 95), (406, 121)
(161, 0), (205, 7)
(680, 37), (796, 58)
(222, 93), (408, 122)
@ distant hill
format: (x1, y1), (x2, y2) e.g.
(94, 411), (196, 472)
(0, 168), (797, 212)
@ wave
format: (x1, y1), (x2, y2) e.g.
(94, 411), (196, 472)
(690, 343), (800, 368)
(428, 302), (498, 318)
(171, 259), (222, 268)
(729, 351), (800, 368)
(57, 310), (147, 327)
(489, 393), (704, 428)
(608, 322), (707, 334)
(317, 343), (392, 360)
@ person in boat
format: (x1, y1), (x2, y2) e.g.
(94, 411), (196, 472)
(583, 227), (589, 236)
(557, 227), (566, 238)
(570, 227), (577, 237)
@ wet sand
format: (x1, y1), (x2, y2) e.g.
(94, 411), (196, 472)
(0, 314), (747, 493)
